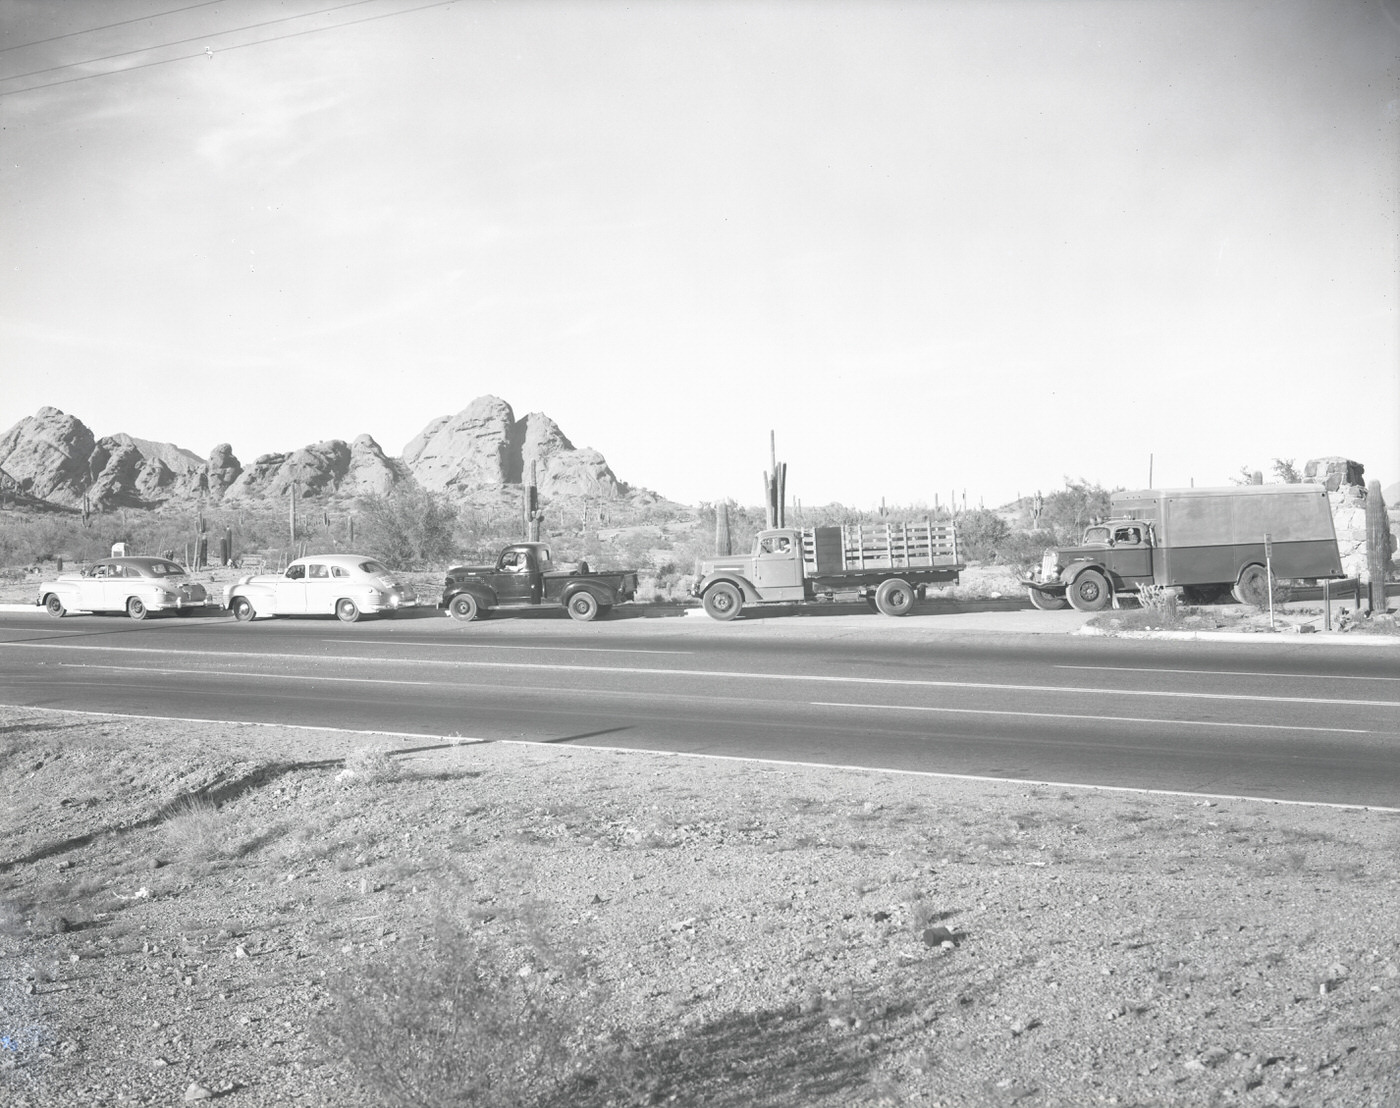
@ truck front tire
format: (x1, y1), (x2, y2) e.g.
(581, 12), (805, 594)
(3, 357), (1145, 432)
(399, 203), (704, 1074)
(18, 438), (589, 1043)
(702, 583), (743, 621)
(1066, 569), (1111, 612)
(1027, 587), (1070, 611)
(448, 594), (482, 622)
(873, 578), (914, 617)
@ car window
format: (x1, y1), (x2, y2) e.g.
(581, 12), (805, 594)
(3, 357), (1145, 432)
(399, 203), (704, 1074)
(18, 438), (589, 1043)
(307, 564), (329, 579)
(122, 566), (141, 578)
(286, 565), (305, 580)
(150, 562), (184, 577)
(358, 560), (389, 576)
(332, 566), (350, 578)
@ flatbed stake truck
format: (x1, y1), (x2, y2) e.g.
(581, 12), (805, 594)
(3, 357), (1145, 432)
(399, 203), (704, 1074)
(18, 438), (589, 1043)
(693, 520), (962, 620)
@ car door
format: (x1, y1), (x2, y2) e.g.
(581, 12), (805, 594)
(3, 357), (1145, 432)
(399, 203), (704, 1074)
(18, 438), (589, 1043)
(78, 562), (115, 611)
(303, 562), (335, 614)
(273, 564), (309, 614)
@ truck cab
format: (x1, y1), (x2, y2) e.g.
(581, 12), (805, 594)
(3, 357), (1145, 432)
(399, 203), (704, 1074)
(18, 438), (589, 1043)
(1029, 519), (1157, 611)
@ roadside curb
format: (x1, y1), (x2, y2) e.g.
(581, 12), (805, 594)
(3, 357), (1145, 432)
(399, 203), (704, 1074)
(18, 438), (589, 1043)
(0, 603), (37, 613)
(1075, 626), (1400, 646)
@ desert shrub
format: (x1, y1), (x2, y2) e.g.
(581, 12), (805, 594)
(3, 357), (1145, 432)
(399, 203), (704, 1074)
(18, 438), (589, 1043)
(356, 485), (459, 569)
(316, 909), (601, 1108)
(337, 745), (401, 786)
(952, 508), (1010, 561)
(987, 528), (1060, 568)
(1041, 478), (1117, 544)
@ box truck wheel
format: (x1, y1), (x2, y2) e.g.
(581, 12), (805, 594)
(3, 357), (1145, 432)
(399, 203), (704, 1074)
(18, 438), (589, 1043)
(702, 583), (743, 621)
(1066, 569), (1111, 611)
(1232, 565), (1269, 607)
(1027, 587), (1069, 611)
(874, 578), (914, 616)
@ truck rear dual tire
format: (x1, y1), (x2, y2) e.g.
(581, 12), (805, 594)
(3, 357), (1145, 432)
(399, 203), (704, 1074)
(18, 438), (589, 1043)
(873, 578), (914, 617)
(1066, 569), (1111, 612)
(1232, 565), (1270, 607)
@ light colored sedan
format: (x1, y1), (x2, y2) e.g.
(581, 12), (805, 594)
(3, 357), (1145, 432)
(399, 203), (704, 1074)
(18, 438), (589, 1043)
(224, 554), (414, 623)
(39, 557), (213, 620)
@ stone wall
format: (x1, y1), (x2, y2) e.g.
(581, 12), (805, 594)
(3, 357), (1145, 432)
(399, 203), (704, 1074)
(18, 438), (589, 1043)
(1309, 458), (1396, 582)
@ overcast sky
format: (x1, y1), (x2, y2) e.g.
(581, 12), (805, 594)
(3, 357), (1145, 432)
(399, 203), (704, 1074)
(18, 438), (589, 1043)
(2, 0), (1397, 510)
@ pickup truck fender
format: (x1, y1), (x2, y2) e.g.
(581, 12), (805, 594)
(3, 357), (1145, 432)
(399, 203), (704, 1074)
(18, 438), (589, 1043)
(559, 580), (615, 606)
(444, 582), (498, 612)
(695, 572), (757, 602)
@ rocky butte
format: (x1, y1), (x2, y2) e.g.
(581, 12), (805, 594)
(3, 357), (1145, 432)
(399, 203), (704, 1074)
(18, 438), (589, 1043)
(0, 396), (645, 512)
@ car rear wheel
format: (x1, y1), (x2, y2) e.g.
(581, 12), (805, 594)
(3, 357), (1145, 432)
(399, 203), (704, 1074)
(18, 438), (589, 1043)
(567, 591), (600, 622)
(702, 583), (742, 621)
(448, 594), (481, 622)
(336, 599), (361, 623)
(231, 597), (256, 622)
(44, 594), (65, 618)
(1066, 569), (1111, 612)
(874, 578), (914, 617)
(1027, 587), (1070, 611)
(126, 598), (148, 621)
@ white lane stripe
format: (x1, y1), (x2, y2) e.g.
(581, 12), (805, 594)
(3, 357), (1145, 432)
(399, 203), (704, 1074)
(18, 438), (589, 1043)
(6, 641), (1397, 708)
(1056, 664), (1400, 683)
(59, 664), (436, 687)
(334, 638), (694, 656)
(3, 704), (1392, 814)
(811, 701), (1372, 734)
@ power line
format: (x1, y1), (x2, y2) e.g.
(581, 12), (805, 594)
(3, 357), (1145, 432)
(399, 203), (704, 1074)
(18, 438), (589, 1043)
(0, 0), (458, 99)
(1, 0), (386, 83)
(0, 1), (229, 54)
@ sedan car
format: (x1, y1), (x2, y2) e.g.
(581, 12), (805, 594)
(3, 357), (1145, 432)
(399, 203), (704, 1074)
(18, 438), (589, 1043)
(224, 554), (414, 623)
(39, 557), (213, 620)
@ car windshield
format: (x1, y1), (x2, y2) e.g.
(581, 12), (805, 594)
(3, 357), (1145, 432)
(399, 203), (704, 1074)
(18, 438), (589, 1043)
(358, 560), (389, 577)
(1083, 526), (1111, 544)
(148, 562), (186, 577)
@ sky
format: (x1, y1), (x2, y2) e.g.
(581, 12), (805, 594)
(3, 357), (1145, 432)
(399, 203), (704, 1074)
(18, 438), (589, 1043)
(2, 0), (1397, 511)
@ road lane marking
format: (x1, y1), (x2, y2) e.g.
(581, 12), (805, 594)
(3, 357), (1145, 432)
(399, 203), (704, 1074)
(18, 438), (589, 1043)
(56, 663), (437, 687)
(1056, 664), (1400, 683)
(333, 639), (695, 656)
(5, 642), (1397, 707)
(811, 701), (1372, 734)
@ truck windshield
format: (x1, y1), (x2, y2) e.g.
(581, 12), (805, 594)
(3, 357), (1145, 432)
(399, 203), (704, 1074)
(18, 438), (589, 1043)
(1083, 526), (1111, 544)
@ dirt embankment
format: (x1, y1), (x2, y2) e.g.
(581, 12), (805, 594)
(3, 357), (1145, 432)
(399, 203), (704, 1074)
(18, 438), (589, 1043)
(3, 708), (1398, 1107)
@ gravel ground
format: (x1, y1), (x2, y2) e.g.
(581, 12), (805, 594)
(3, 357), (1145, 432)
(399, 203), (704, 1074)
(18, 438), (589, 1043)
(3, 706), (1398, 1107)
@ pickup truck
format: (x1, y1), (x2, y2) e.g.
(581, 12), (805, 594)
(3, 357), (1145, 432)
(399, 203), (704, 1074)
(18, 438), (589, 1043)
(1022, 484), (1344, 611)
(693, 520), (963, 619)
(439, 542), (639, 622)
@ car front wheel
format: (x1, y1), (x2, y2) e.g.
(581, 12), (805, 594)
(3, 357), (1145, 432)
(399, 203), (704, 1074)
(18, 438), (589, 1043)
(44, 594), (65, 618)
(336, 599), (361, 623)
(231, 597), (256, 621)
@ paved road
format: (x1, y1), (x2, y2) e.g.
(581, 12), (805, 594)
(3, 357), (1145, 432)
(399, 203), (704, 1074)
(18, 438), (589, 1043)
(1, 606), (1396, 808)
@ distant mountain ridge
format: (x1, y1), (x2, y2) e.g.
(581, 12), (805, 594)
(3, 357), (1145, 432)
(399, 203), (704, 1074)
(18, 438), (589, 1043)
(0, 397), (642, 512)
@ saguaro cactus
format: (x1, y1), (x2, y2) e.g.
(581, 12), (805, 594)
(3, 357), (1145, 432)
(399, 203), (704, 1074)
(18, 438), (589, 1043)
(715, 501), (732, 557)
(1366, 481), (1390, 614)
